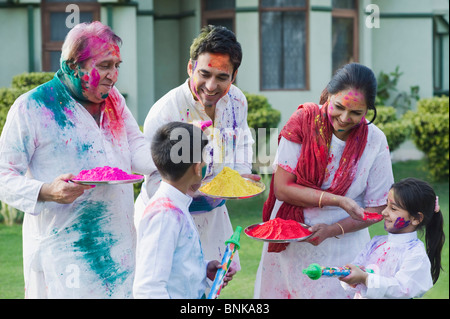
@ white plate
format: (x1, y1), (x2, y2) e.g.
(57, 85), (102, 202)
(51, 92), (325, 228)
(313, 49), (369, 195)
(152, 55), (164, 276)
(244, 222), (312, 243)
(71, 176), (144, 185)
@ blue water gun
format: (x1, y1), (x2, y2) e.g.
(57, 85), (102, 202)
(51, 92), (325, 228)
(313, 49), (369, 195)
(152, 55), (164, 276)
(207, 226), (242, 299)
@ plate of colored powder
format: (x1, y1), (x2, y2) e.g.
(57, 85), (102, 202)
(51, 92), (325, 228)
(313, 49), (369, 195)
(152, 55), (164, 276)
(71, 166), (144, 185)
(198, 167), (265, 199)
(244, 218), (313, 243)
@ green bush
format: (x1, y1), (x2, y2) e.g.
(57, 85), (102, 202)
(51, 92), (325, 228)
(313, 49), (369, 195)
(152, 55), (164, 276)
(243, 92), (281, 171)
(244, 92), (281, 131)
(0, 72), (54, 134)
(1, 72), (53, 225)
(11, 72), (54, 91)
(368, 106), (411, 152)
(404, 96), (449, 181)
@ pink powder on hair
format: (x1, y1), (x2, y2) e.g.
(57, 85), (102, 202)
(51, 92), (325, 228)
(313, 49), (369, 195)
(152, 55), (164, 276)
(73, 166), (143, 181)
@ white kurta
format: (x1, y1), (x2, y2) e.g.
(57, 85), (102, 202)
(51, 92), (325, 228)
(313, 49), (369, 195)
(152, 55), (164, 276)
(134, 80), (253, 268)
(341, 232), (433, 299)
(254, 123), (394, 299)
(0, 73), (153, 298)
(133, 182), (209, 299)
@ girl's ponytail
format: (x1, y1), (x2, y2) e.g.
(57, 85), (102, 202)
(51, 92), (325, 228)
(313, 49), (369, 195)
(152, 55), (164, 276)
(425, 209), (445, 284)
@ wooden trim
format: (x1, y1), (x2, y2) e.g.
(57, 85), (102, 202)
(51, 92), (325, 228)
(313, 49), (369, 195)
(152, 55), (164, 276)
(201, 0), (236, 31)
(331, 1), (359, 69)
(258, 0), (310, 91)
(41, 1), (100, 71)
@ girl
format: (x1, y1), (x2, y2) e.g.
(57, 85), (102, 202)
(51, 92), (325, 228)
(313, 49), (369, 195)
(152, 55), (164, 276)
(340, 178), (445, 298)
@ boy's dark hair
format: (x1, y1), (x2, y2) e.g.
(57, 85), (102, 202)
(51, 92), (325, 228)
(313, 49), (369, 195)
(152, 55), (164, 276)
(189, 25), (242, 76)
(151, 122), (208, 182)
(391, 177), (445, 284)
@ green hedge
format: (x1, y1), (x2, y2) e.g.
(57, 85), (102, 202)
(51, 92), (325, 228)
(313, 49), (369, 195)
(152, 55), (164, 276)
(404, 96), (449, 181)
(0, 72), (54, 134)
(244, 91), (281, 132)
(368, 106), (411, 153)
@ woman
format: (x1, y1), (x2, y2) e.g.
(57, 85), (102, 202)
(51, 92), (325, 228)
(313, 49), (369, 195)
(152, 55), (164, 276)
(253, 63), (394, 299)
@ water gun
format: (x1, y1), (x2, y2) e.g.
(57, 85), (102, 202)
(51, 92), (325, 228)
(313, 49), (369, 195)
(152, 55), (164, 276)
(207, 226), (242, 299)
(302, 263), (374, 280)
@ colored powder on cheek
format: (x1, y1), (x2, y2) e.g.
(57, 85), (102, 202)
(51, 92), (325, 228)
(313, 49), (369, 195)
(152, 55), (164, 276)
(394, 217), (410, 229)
(248, 218), (312, 240)
(199, 167), (262, 197)
(90, 68), (100, 87)
(73, 166), (143, 181)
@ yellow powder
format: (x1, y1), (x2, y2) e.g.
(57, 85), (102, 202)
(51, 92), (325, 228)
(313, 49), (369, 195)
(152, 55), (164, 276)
(199, 167), (262, 197)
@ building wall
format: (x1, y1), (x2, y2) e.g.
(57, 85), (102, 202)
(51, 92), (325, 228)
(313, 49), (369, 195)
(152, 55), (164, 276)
(0, 7), (29, 88)
(369, 0), (436, 103)
(0, 0), (448, 127)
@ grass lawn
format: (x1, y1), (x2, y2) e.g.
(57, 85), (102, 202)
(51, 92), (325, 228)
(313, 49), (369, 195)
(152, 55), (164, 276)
(0, 159), (448, 299)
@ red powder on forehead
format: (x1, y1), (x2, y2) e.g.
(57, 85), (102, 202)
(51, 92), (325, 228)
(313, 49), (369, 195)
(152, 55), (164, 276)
(207, 53), (231, 73)
(248, 218), (312, 240)
(73, 166), (143, 181)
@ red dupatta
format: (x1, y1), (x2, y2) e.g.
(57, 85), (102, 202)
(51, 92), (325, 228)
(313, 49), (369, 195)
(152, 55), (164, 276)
(262, 102), (368, 252)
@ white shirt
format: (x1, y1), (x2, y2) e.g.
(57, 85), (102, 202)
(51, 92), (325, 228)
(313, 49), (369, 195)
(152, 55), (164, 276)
(136, 80), (253, 215)
(0, 73), (154, 298)
(342, 231), (433, 299)
(133, 181), (209, 299)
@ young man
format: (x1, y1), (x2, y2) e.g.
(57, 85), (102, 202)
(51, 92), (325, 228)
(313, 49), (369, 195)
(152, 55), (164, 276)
(133, 122), (236, 298)
(135, 25), (259, 271)
(0, 21), (153, 298)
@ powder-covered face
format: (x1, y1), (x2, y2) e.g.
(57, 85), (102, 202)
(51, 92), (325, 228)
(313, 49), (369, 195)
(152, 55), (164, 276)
(382, 189), (419, 234)
(327, 88), (367, 140)
(188, 52), (235, 108)
(73, 41), (121, 103)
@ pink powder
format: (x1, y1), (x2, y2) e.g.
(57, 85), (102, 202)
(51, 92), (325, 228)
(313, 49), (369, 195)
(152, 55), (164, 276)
(73, 166), (143, 181)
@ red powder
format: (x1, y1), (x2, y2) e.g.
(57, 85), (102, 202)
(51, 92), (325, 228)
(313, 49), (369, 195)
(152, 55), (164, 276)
(73, 166), (143, 181)
(248, 218), (312, 240)
(363, 212), (384, 222)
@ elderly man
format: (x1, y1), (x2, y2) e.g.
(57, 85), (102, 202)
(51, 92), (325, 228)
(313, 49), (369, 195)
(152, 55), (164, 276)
(135, 25), (259, 273)
(0, 21), (153, 298)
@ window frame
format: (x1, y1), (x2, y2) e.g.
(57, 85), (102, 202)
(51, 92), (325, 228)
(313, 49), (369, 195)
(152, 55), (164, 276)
(41, 0), (100, 71)
(258, 0), (310, 92)
(331, 1), (359, 74)
(201, 0), (236, 32)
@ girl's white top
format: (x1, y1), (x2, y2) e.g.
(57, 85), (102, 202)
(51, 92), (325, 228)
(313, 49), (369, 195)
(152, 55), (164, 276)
(342, 231), (433, 299)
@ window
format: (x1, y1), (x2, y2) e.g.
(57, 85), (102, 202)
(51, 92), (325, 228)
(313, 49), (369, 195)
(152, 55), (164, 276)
(331, 0), (358, 75)
(41, 0), (100, 72)
(201, 0), (236, 32)
(260, 0), (308, 90)
(433, 16), (449, 95)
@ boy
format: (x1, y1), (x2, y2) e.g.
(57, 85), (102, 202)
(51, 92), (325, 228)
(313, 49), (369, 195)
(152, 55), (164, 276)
(133, 122), (236, 298)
